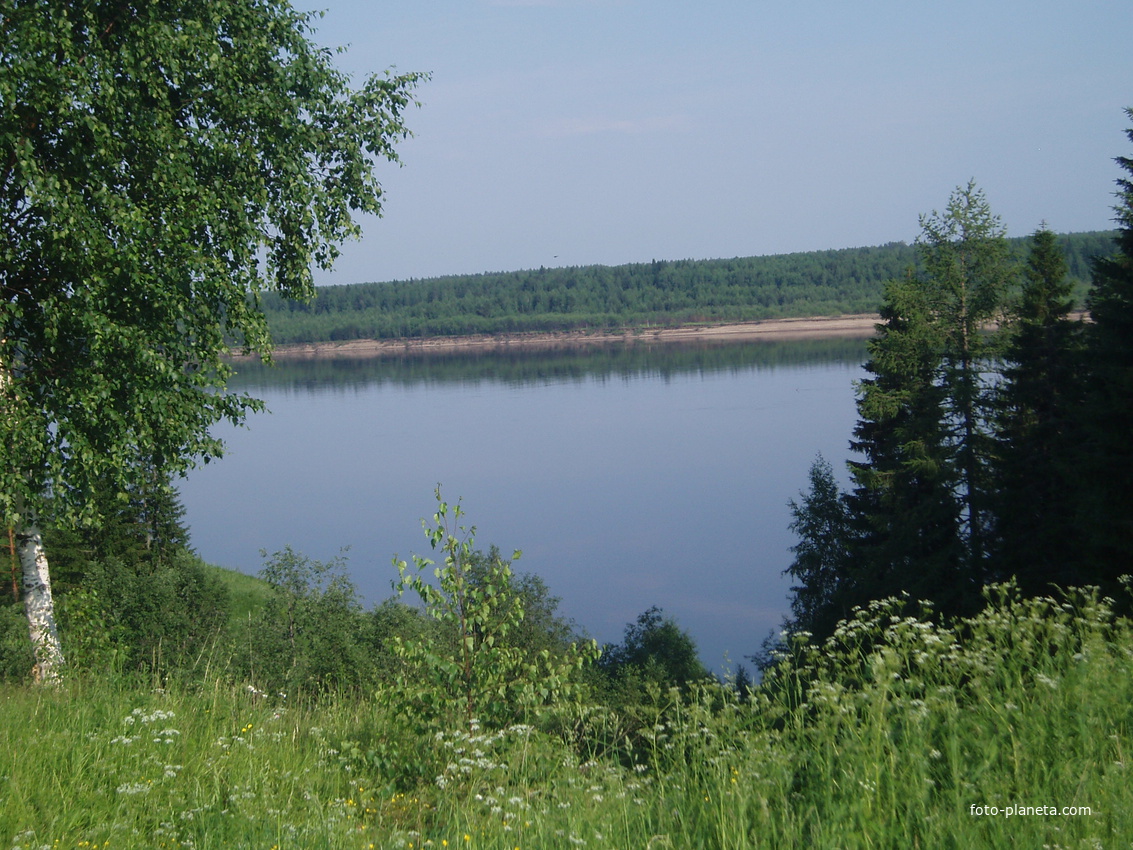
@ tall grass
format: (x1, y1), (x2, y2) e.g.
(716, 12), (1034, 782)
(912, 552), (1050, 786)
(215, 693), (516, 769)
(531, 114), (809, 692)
(2, 584), (1131, 848)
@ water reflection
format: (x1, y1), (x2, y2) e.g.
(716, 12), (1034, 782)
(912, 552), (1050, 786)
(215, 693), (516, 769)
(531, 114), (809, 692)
(228, 336), (869, 391)
(184, 337), (869, 674)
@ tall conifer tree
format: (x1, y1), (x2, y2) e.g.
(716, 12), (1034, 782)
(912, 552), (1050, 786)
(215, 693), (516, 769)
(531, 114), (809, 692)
(992, 227), (1083, 592)
(787, 184), (1015, 636)
(844, 271), (967, 619)
(786, 455), (853, 638)
(1079, 109), (1133, 586)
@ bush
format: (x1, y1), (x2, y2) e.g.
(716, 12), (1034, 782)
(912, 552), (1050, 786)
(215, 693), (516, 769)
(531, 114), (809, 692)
(65, 550), (231, 677)
(389, 488), (598, 731)
(239, 546), (371, 698)
(599, 605), (711, 694)
(0, 599), (34, 681)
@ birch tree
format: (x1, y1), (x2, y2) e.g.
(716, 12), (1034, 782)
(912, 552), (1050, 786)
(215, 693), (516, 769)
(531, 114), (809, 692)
(0, 0), (424, 680)
(787, 185), (1015, 637)
(916, 181), (1015, 572)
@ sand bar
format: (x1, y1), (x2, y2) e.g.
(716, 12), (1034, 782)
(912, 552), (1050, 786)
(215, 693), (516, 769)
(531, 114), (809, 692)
(233, 313), (881, 360)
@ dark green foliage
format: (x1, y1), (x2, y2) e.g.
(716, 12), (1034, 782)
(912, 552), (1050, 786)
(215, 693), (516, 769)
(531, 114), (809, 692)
(66, 550), (230, 676)
(733, 663), (754, 702)
(465, 545), (587, 658)
(786, 119), (1133, 639)
(599, 606), (710, 692)
(256, 233), (1109, 345)
(786, 455), (854, 638)
(845, 271), (967, 619)
(788, 184), (1019, 639)
(242, 547), (369, 697)
(361, 598), (435, 686)
(262, 243), (921, 342)
(1056, 230), (1116, 304)
(5, 474), (231, 680)
(992, 228), (1085, 592)
(918, 183), (1018, 570)
(2, 552), (231, 682)
(43, 471), (191, 593)
(1079, 109), (1133, 586)
(0, 599), (34, 680)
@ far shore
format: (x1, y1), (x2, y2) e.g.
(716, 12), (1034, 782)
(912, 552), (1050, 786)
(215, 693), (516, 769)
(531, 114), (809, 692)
(233, 314), (882, 361)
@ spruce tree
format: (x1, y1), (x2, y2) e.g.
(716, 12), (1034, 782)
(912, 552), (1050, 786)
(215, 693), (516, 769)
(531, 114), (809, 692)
(992, 227), (1083, 592)
(785, 455), (853, 638)
(802, 184), (1014, 630)
(1079, 109), (1133, 586)
(844, 271), (968, 619)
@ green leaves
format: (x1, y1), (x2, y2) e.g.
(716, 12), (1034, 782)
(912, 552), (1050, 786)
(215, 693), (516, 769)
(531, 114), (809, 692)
(1, 0), (425, 526)
(814, 184), (1022, 634)
(390, 487), (597, 731)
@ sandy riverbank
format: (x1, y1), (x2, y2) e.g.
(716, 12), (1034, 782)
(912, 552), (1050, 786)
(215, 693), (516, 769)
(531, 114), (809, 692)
(236, 313), (882, 360)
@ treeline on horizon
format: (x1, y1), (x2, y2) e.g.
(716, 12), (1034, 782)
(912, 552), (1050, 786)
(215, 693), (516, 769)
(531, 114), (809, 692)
(258, 232), (1114, 344)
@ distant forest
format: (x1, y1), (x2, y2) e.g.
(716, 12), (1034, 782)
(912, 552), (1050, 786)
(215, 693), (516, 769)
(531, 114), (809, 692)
(259, 232), (1115, 344)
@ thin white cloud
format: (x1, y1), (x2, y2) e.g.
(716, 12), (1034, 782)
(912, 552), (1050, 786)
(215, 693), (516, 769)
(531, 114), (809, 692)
(536, 113), (693, 138)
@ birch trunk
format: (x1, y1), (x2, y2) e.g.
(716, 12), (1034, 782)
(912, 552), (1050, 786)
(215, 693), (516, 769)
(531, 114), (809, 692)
(3, 355), (64, 682)
(16, 520), (64, 683)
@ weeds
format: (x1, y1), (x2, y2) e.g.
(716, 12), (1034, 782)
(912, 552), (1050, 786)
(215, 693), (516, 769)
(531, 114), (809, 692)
(2, 584), (1131, 847)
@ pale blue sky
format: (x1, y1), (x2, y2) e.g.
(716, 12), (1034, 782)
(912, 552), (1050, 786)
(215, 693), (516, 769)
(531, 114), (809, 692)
(294, 0), (1133, 284)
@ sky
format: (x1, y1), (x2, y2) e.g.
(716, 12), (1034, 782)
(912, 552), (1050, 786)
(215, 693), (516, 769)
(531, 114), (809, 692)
(292, 0), (1133, 286)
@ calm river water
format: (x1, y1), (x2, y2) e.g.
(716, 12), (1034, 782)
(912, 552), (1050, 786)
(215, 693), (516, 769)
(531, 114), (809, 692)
(179, 337), (869, 673)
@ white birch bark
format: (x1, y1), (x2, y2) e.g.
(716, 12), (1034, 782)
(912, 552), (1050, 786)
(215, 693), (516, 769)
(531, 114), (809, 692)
(16, 520), (65, 683)
(2, 352), (65, 683)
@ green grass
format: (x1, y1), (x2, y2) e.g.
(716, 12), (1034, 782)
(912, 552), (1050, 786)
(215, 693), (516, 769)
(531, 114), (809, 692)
(3, 584), (1132, 848)
(203, 563), (274, 625)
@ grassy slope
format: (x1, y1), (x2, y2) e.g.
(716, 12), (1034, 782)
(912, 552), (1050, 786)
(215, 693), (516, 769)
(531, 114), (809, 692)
(2, 585), (1131, 848)
(204, 563), (273, 625)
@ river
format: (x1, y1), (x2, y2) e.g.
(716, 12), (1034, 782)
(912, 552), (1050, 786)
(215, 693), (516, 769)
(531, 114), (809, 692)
(179, 336), (869, 674)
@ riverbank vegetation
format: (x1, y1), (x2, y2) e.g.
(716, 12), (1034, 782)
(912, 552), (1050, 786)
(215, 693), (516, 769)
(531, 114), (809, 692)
(784, 146), (1133, 647)
(3, 493), (1131, 847)
(4, 0), (1133, 841)
(3, 187), (1132, 845)
(260, 232), (1112, 344)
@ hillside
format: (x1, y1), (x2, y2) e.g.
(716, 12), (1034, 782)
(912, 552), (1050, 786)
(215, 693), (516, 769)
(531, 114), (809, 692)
(259, 232), (1115, 344)
(4, 582), (1130, 846)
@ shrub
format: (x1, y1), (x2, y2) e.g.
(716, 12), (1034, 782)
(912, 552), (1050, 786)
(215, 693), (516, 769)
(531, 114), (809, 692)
(388, 487), (598, 730)
(240, 546), (370, 698)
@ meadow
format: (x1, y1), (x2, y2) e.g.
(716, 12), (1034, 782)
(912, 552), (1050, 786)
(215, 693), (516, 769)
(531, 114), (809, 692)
(3, 583), (1131, 849)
